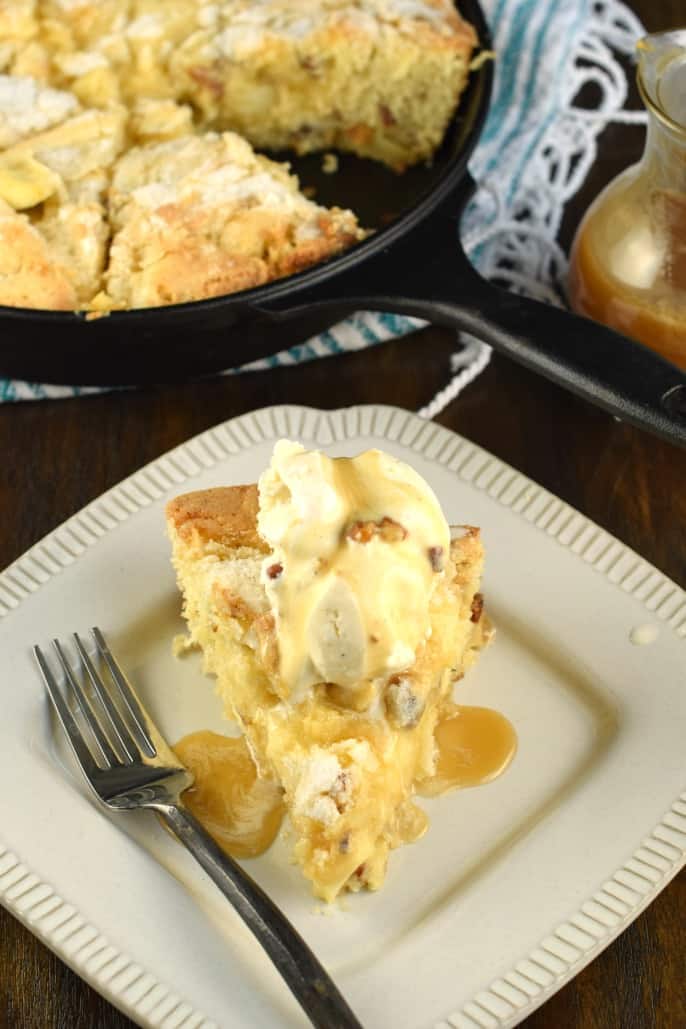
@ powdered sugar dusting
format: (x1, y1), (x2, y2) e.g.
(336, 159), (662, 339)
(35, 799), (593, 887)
(0, 75), (79, 148)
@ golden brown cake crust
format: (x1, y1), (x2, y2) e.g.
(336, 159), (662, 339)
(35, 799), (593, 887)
(166, 484), (267, 552)
(0, 200), (78, 309)
(102, 132), (364, 310)
(166, 484), (481, 565)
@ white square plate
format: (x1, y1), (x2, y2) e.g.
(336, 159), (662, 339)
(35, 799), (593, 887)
(1, 405), (684, 1029)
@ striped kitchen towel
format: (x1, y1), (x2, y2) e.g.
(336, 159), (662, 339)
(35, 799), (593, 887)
(1, 0), (645, 406)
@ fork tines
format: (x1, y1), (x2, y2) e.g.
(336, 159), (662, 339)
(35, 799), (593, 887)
(34, 628), (156, 772)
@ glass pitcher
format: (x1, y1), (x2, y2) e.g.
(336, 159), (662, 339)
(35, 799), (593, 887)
(568, 29), (686, 369)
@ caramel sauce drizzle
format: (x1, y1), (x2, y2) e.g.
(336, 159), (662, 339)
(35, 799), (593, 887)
(173, 730), (284, 859)
(419, 703), (517, 797)
(174, 705), (516, 862)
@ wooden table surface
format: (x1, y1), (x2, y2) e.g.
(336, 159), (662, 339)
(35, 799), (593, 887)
(1, 2), (684, 1027)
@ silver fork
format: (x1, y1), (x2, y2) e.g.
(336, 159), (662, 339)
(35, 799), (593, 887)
(34, 627), (362, 1029)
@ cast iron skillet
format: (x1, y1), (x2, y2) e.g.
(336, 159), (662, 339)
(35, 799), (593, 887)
(1, 0), (684, 446)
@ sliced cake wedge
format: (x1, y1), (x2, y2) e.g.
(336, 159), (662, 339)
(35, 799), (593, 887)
(166, 441), (494, 901)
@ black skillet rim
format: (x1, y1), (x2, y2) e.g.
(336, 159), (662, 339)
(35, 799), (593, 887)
(0, 0), (494, 326)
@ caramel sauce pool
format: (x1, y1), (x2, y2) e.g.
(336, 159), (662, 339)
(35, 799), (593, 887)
(173, 731), (284, 859)
(175, 707), (516, 860)
(419, 703), (517, 797)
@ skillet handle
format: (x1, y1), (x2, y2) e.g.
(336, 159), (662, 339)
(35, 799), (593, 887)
(408, 251), (686, 449)
(259, 177), (686, 449)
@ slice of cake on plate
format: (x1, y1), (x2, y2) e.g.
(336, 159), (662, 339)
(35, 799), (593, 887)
(166, 440), (493, 901)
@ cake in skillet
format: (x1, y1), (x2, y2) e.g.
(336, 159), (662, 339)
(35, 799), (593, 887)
(0, 74), (126, 307)
(40, 0), (477, 171)
(0, 74), (363, 310)
(0, 2), (479, 310)
(101, 130), (364, 310)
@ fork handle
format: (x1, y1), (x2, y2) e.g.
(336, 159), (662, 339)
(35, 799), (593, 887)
(157, 802), (363, 1029)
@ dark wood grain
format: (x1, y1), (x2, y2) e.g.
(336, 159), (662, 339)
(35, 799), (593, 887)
(1, 1), (685, 1027)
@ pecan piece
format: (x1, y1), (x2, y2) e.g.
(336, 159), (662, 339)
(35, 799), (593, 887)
(331, 770), (353, 812)
(379, 516), (408, 542)
(470, 592), (484, 624)
(428, 545), (445, 572)
(346, 519), (375, 543)
(298, 55), (322, 75)
(346, 516), (408, 544)
(379, 103), (396, 126)
(346, 123), (373, 146)
(266, 561), (283, 580)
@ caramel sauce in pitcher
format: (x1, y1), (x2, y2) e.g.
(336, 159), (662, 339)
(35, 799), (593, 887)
(568, 30), (686, 366)
(569, 182), (686, 368)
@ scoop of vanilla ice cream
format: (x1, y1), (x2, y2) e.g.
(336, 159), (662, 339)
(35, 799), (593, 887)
(257, 440), (450, 699)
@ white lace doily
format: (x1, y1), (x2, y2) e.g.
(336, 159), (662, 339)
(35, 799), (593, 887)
(0, 0), (647, 406)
